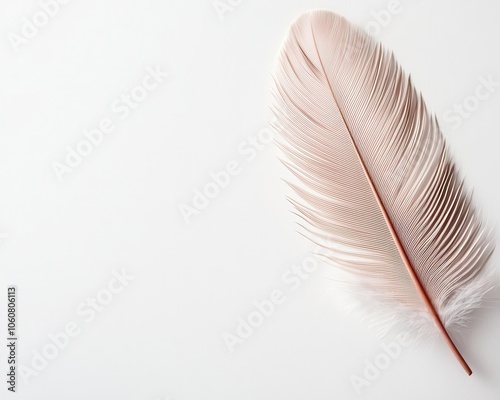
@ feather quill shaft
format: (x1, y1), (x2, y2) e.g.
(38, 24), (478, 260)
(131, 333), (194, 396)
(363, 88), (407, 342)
(271, 10), (494, 374)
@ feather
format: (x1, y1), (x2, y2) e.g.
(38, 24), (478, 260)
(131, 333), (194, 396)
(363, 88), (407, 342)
(271, 10), (495, 375)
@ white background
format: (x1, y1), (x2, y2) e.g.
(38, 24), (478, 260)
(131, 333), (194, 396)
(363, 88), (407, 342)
(0, 0), (499, 399)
